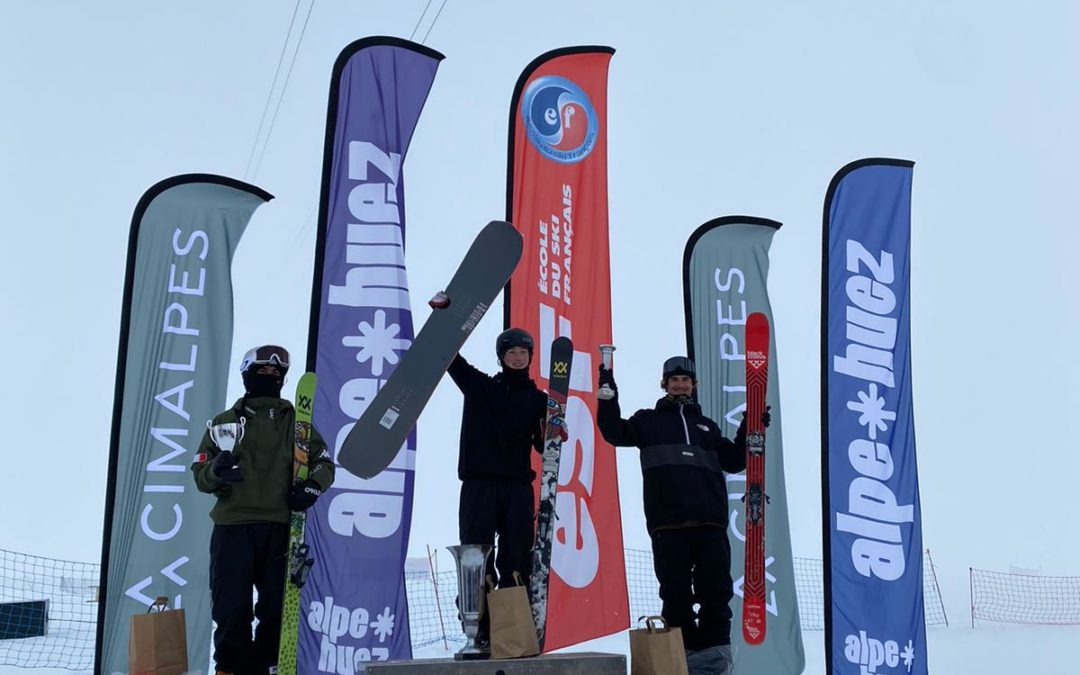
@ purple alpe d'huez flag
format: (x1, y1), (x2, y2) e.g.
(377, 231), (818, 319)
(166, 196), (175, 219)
(299, 37), (442, 670)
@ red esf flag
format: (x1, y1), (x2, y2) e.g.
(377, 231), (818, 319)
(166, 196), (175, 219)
(506, 46), (628, 650)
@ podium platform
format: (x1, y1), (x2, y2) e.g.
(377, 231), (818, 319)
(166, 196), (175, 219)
(363, 651), (626, 674)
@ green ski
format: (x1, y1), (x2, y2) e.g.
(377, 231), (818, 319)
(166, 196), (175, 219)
(277, 371), (317, 674)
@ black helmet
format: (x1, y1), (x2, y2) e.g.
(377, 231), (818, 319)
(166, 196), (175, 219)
(496, 328), (534, 362)
(662, 356), (696, 384)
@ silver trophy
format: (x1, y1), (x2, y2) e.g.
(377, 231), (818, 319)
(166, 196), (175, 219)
(208, 418), (246, 452)
(597, 344), (617, 400)
(208, 419), (246, 481)
(447, 543), (493, 660)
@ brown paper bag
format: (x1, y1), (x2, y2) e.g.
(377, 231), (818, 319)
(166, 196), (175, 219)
(488, 572), (540, 659)
(129, 596), (188, 675)
(629, 615), (688, 675)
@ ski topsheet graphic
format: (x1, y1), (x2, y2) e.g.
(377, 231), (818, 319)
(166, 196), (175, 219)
(338, 220), (523, 479)
(529, 336), (573, 650)
(743, 312), (770, 645)
(278, 371), (317, 674)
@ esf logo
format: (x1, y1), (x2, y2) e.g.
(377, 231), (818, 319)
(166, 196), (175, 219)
(521, 75), (599, 164)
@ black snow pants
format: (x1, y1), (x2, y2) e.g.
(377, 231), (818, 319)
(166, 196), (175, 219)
(650, 524), (734, 651)
(459, 478), (535, 640)
(210, 522), (289, 674)
(459, 478), (535, 586)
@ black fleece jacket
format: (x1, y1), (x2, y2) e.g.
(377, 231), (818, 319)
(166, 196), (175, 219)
(598, 394), (746, 532)
(448, 354), (549, 483)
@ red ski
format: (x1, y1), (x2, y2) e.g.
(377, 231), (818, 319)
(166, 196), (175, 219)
(742, 312), (770, 645)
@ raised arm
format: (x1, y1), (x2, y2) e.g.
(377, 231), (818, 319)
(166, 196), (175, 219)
(447, 353), (488, 395)
(595, 365), (643, 447)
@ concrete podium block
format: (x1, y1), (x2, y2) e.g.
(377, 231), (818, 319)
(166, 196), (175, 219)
(363, 651), (626, 674)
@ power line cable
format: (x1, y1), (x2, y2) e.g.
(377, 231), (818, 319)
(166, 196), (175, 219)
(244, 0), (303, 181)
(251, 0), (318, 180)
(409, 0), (433, 41)
(421, 0), (448, 45)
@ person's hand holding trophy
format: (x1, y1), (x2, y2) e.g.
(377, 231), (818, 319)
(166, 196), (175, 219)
(597, 344), (616, 400)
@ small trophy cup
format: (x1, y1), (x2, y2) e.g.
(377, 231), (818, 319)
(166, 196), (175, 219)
(208, 418), (246, 452)
(208, 418), (246, 482)
(447, 543), (493, 660)
(597, 344), (617, 400)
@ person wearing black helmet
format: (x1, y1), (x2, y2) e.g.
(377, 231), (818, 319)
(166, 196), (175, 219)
(191, 345), (336, 675)
(597, 355), (769, 675)
(447, 327), (550, 646)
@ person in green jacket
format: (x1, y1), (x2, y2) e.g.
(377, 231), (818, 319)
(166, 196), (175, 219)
(191, 345), (335, 675)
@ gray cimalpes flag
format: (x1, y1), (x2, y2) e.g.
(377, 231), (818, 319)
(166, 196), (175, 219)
(96, 175), (272, 675)
(682, 217), (805, 675)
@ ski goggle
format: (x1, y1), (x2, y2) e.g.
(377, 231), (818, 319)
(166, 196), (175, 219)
(662, 356), (696, 380)
(240, 345), (290, 373)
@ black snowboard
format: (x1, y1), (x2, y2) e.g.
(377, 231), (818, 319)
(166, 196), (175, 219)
(338, 220), (524, 479)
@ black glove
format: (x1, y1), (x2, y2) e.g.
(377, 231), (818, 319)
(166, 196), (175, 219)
(598, 364), (617, 391)
(739, 405), (772, 429)
(288, 479), (323, 511)
(211, 451), (243, 484)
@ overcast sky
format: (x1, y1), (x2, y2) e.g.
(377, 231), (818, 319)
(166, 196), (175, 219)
(2, 0), (1078, 608)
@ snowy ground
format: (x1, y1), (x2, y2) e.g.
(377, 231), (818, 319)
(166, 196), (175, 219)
(5, 623), (1067, 675)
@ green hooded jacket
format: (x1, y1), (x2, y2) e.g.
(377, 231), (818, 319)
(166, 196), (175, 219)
(191, 396), (335, 525)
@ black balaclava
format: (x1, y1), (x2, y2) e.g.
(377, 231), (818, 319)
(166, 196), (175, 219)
(242, 367), (284, 398)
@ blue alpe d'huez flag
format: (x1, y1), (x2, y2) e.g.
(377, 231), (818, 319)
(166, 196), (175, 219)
(821, 158), (927, 675)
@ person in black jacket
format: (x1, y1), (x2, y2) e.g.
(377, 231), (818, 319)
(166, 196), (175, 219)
(597, 355), (768, 675)
(447, 327), (550, 640)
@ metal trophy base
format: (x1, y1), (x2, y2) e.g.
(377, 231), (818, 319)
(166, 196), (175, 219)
(362, 652), (625, 674)
(453, 647), (490, 661)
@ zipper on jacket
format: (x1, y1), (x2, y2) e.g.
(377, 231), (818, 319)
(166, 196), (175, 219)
(678, 404), (691, 445)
